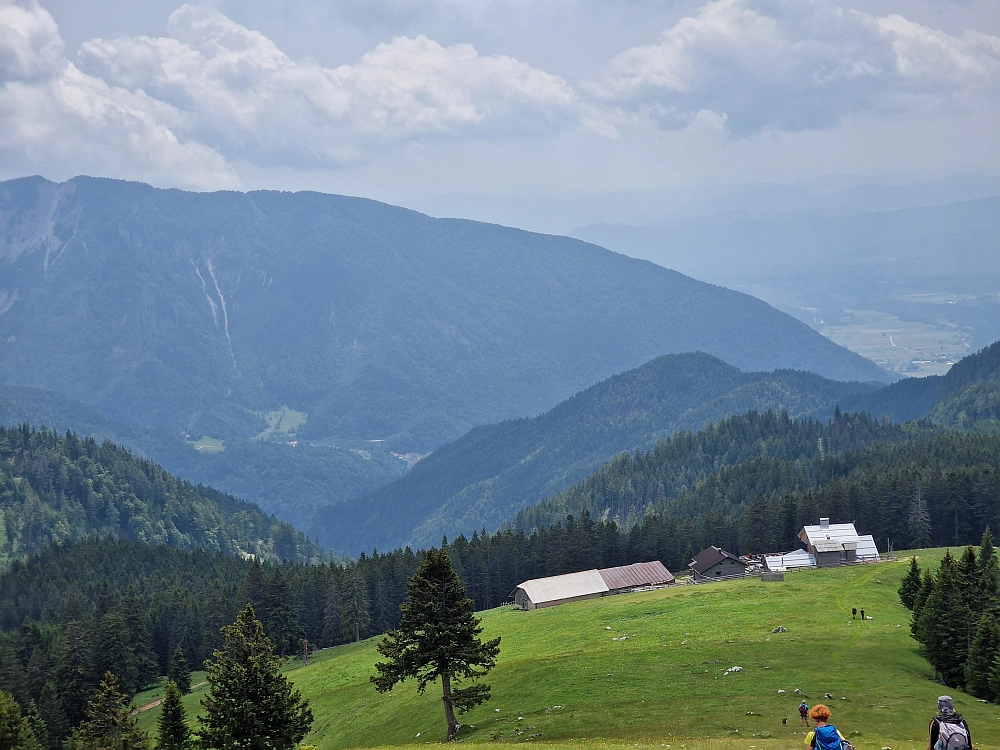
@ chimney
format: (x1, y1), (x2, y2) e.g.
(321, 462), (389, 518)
(820, 517), (830, 529)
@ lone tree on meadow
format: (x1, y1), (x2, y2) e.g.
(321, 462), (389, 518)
(372, 548), (500, 741)
(198, 604), (313, 750)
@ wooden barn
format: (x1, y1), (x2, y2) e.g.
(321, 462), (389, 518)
(688, 546), (747, 579)
(514, 561), (674, 610)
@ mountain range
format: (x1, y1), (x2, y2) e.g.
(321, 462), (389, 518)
(1, 175), (890, 452)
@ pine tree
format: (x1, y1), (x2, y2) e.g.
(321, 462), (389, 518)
(965, 614), (1000, 700)
(341, 565), (371, 643)
(321, 576), (342, 647)
(23, 701), (49, 750)
(372, 548), (501, 741)
(912, 568), (935, 640)
(168, 647), (192, 695)
(198, 605), (313, 750)
(94, 611), (140, 696)
(898, 557), (921, 610)
(977, 528), (1000, 615)
(37, 681), (69, 749)
(65, 672), (149, 750)
(739, 493), (771, 554)
(156, 681), (189, 750)
(907, 480), (933, 548)
(916, 552), (972, 687)
(0, 690), (44, 750)
(264, 567), (303, 658)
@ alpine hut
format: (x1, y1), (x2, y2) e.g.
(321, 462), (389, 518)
(688, 546), (747, 579)
(799, 518), (880, 567)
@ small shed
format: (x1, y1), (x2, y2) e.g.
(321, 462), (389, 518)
(688, 546), (747, 579)
(514, 569), (609, 610)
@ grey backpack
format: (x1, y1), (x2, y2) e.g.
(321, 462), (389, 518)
(934, 720), (970, 750)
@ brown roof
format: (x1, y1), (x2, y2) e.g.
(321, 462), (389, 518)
(598, 561), (675, 590)
(688, 546), (745, 575)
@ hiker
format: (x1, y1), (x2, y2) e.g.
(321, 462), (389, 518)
(799, 701), (810, 726)
(860, 608), (865, 620)
(806, 704), (846, 750)
(929, 695), (973, 750)
(852, 607), (857, 619)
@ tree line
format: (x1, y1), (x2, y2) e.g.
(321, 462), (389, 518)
(900, 531), (1000, 699)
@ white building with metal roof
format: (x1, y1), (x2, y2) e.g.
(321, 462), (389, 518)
(799, 518), (881, 567)
(763, 549), (816, 572)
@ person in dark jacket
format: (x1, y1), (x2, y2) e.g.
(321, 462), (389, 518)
(928, 696), (973, 750)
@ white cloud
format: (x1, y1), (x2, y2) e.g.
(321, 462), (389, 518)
(603, 0), (1000, 135)
(77, 5), (588, 167)
(0, 0), (235, 188)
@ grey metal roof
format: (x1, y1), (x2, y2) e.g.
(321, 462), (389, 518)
(800, 522), (861, 547)
(516, 569), (609, 604)
(856, 534), (880, 560)
(598, 561), (675, 590)
(813, 539), (844, 553)
(763, 549), (815, 572)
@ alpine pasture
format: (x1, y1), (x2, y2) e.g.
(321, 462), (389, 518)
(137, 549), (999, 749)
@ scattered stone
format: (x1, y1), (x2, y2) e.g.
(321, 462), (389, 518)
(746, 711), (761, 716)
(415, 733), (421, 738)
(772, 627), (788, 633)
(825, 693), (834, 699)
(724, 666), (744, 675)
(777, 690), (786, 694)
(606, 626), (612, 630)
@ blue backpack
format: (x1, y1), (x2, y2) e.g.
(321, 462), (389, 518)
(813, 725), (843, 750)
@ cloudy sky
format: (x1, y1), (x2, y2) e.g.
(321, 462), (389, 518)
(1, 0), (998, 213)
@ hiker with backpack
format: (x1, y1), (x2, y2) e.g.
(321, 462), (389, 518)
(929, 696), (973, 750)
(799, 701), (810, 726)
(806, 704), (853, 750)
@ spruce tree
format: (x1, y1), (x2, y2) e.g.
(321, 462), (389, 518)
(907, 480), (933, 548)
(168, 647), (192, 695)
(37, 681), (69, 749)
(899, 557), (921, 610)
(912, 568), (935, 639)
(0, 690), (44, 750)
(372, 548), (501, 741)
(66, 672), (149, 750)
(916, 551), (972, 687)
(198, 605), (313, 750)
(156, 681), (189, 750)
(739, 493), (771, 554)
(965, 614), (1000, 700)
(321, 576), (342, 646)
(977, 528), (1000, 615)
(264, 567), (303, 658)
(341, 565), (371, 643)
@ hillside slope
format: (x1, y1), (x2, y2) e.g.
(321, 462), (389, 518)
(0, 424), (319, 563)
(0, 176), (891, 455)
(0, 385), (406, 529)
(313, 354), (880, 553)
(137, 554), (998, 750)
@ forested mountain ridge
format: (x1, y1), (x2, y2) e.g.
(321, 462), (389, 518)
(0, 384), (407, 530)
(313, 353), (880, 553)
(0, 424), (320, 564)
(843, 339), (1000, 424)
(0, 175), (891, 457)
(512, 408), (912, 531)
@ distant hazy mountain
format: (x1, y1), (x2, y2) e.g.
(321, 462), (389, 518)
(312, 353), (881, 554)
(0, 176), (892, 459)
(571, 198), (1000, 353)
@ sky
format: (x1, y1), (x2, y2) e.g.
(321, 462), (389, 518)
(1, 0), (999, 215)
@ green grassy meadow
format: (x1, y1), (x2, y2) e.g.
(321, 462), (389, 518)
(137, 550), (1000, 750)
